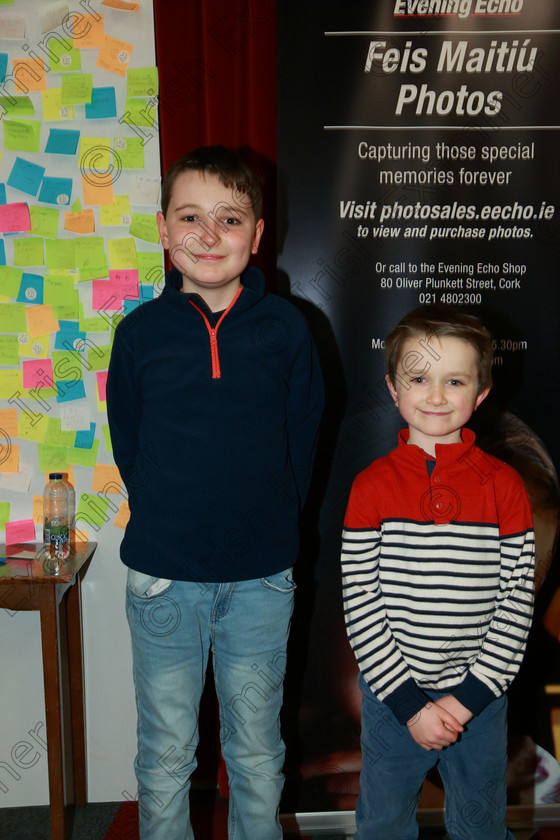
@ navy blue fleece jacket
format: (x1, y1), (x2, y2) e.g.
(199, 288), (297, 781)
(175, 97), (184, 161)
(106, 266), (324, 582)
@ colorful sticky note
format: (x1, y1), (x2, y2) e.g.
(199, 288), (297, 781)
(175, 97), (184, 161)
(25, 304), (59, 336)
(0, 502), (10, 529)
(0, 408), (18, 438)
(45, 128), (80, 155)
(99, 195), (131, 226)
(113, 136), (144, 170)
(56, 379), (86, 403)
(92, 463), (121, 492)
(0, 202), (31, 233)
(127, 67), (158, 97)
(0, 53), (7, 82)
(61, 73), (93, 104)
(0, 302), (26, 332)
(13, 238), (44, 267)
(29, 205), (60, 239)
(51, 350), (83, 382)
(13, 58), (46, 92)
(38, 176), (72, 205)
(121, 97), (156, 127)
(96, 34), (133, 76)
(76, 491), (108, 529)
(130, 213), (160, 244)
(7, 157), (45, 196)
(41, 88), (74, 121)
(96, 370), (108, 401)
(85, 86), (116, 119)
(107, 237), (137, 268)
(17, 272), (43, 303)
(75, 422), (95, 449)
(45, 238), (76, 270)
(0, 335), (19, 365)
(47, 41), (81, 73)
(5, 519), (35, 543)
(22, 358), (54, 389)
(64, 208), (95, 234)
(0, 95), (34, 117)
(17, 332), (49, 358)
(71, 13), (105, 49)
(0, 444), (19, 474)
(18, 411), (48, 442)
(81, 172), (113, 206)
(3, 118), (41, 152)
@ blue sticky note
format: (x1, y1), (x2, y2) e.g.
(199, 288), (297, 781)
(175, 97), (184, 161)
(75, 422), (96, 449)
(85, 87), (117, 119)
(0, 183), (6, 204)
(38, 176), (72, 205)
(55, 321), (87, 351)
(56, 379), (86, 403)
(0, 54), (7, 84)
(7, 157), (45, 197)
(139, 285), (154, 303)
(17, 272), (43, 304)
(45, 128), (80, 156)
(0, 240), (5, 266)
(123, 298), (139, 315)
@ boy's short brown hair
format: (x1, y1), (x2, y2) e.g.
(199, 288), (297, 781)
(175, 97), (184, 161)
(385, 305), (493, 394)
(161, 145), (263, 221)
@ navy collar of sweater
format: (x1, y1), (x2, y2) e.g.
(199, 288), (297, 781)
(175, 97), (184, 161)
(159, 265), (266, 318)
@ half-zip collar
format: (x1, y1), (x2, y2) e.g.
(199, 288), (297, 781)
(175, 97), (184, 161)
(189, 287), (243, 379)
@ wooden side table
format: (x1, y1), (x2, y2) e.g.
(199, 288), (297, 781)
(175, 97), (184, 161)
(0, 541), (97, 840)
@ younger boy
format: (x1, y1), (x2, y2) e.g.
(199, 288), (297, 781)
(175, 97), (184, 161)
(341, 306), (534, 840)
(107, 146), (324, 840)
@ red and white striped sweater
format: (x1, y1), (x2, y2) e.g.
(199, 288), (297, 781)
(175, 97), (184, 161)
(341, 427), (535, 724)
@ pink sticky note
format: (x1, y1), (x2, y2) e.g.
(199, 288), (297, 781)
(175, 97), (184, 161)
(0, 202), (31, 234)
(22, 358), (54, 390)
(96, 370), (108, 401)
(6, 519), (37, 544)
(109, 269), (139, 299)
(92, 279), (122, 310)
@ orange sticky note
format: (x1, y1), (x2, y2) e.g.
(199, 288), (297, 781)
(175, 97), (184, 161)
(92, 463), (122, 493)
(64, 209), (95, 234)
(115, 500), (130, 529)
(0, 408), (19, 439)
(26, 304), (60, 336)
(72, 13), (105, 48)
(82, 173), (114, 206)
(96, 34), (133, 77)
(102, 0), (139, 10)
(32, 495), (43, 525)
(13, 58), (46, 92)
(0, 443), (19, 473)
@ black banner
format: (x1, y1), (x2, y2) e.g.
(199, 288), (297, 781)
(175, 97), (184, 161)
(279, 0), (560, 818)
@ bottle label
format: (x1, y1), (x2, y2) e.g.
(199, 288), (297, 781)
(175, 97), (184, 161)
(44, 524), (69, 557)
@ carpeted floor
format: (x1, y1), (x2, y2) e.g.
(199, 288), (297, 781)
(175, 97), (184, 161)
(1, 799), (559, 840)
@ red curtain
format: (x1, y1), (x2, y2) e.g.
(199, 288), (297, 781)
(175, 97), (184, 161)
(153, 0), (278, 279)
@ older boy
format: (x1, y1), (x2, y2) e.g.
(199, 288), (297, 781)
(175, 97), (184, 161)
(341, 306), (534, 839)
(107, 146), (324, 840)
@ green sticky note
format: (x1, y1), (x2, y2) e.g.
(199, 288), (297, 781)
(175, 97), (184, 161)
(137, 251), (164, 285)
(19, 411), (49, 442)
(0, 502), (10, 529)
(74, 236), (107, 271)
(43, 273), (75, 305)
(113, 136), (144, 169)
(129, 213), (159, 244)
(102, 423), (112, 453)
(51, 350), (83, 381)
(107, 237), (137, 269)
(100, 195), (131, 226)
(54, 292), (79, 321)
(45, 416), (76, 447)
(121, 98), (156, 127)
(0, 303), (26, 332)
(48, 40), (81, 73)
(13, 237), (44, 267)
(76, 489), (108, 527)
(78, 264), (109, 283)
(0, 265), (24, 298)
(61, 73), (93, 105)
(87, 343), (111, 372)
(0, 335), (19, 365)
(127, 67), (158, 97)
(29, 205), (60, 239)
(0, 96), (34, 117)
(46, 238), (76, 270)
(37, 444), (69, 473)
(71, 196), (82, 213)
(3, 119), (41, 153)
(69, 439), (99, 469)
(0, 369), (24, 399)
(79, 303), (109, 332)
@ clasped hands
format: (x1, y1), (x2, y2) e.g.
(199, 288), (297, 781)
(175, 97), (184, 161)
(406, 695), (473, 751)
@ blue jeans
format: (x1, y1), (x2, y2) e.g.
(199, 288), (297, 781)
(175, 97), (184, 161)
(126, 568), (295, 840)
(355, 674), (515, 840)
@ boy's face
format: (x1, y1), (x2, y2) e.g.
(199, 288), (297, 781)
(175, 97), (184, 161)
(157, 170), (264, 307)
(386, 334), (490, 455)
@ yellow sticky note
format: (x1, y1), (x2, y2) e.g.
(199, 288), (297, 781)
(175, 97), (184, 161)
(79, 136), (111, 170)
(0, 369), (24, 399)
(18, 332), (50, 357)
(96, 34), (133, 77)
(64, 208), (95, 234)
(46, 417), (76, 447)
(82, 172), (113, 206)
(107, 237), (137, 269)
(13, 58), (46, 92)
(61, 73), (93, 104)
(0, 443), (19, 473)
(92, 463), (122, 493)
(26, 304), (59, 336)
(127, 67), (158, 97)
(100, 195), (131, 226)
(41, 88), (74, 121)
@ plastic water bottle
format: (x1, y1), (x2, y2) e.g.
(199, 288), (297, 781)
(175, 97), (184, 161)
(43, 473), (70, 560)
